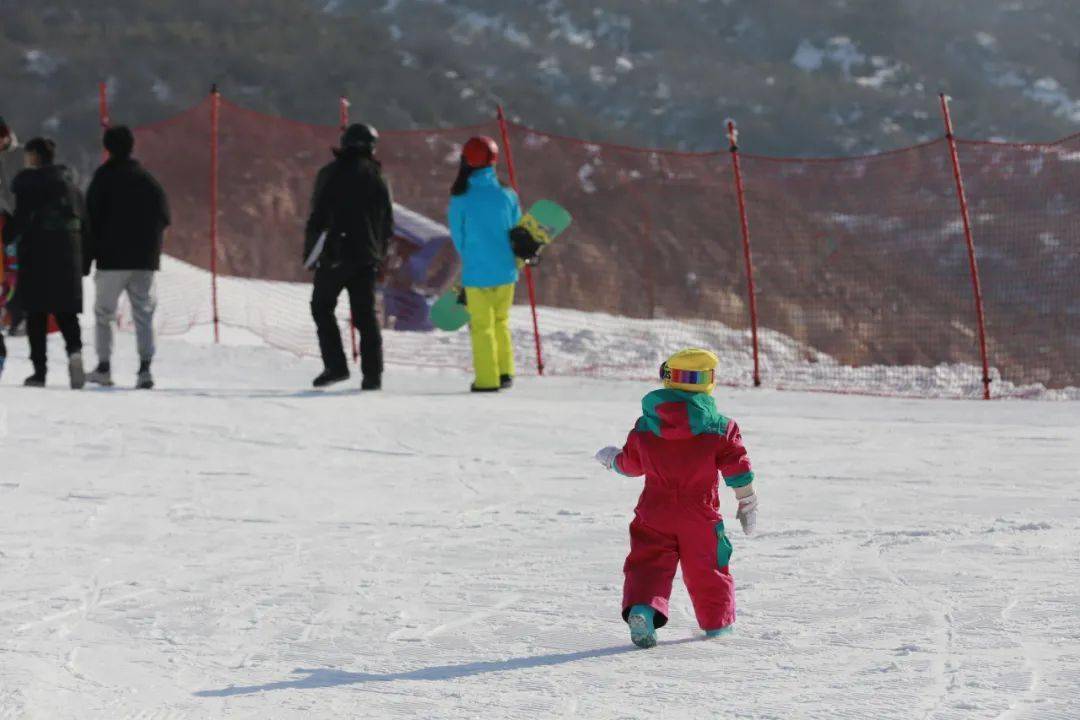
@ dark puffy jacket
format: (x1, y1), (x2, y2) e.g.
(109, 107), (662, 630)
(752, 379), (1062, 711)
(9, 164), (86, 313)
(85, 157), (170, 271)
(304, 149), (393, 272)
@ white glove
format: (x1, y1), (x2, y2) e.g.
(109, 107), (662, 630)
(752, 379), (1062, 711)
(736, 492), (759, 535)
(594, 446), (621, 471)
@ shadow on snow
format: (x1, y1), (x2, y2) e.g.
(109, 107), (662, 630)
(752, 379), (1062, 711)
(194, 639), (697, 697)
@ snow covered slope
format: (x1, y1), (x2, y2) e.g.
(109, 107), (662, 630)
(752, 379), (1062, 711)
(1, 330), (1078, 719)
(139, 255), (1080, 399)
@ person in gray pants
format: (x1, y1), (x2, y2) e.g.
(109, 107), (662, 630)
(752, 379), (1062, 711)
(84, 126), (170, 389)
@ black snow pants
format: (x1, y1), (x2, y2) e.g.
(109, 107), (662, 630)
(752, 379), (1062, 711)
(311, 264), (383, 381)
(27, 311), (82, 373)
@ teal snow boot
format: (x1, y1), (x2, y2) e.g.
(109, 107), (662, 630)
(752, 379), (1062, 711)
(627, 605), (657, 649)
(705, 626), (733, 638)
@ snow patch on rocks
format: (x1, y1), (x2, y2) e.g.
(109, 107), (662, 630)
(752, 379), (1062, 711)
(1025, 77), (1080, 123)
(24, 49), (62, 77)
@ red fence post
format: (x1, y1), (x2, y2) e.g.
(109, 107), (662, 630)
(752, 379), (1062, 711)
(97, 82), (110, 161)
(939, 94), (991, 399)
(339, 95), (360, 363)
(727, 121), (762, 387)
(339, 95), (350, 132)
(497, 104), (545, 376)
(210, 84), (221, 344)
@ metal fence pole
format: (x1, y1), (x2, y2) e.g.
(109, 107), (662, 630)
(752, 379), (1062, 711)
(940, 94), (991, 399)
(727, 121), (762, 387)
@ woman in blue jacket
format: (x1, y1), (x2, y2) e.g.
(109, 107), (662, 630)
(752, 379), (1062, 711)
(448, 136), (521, 392)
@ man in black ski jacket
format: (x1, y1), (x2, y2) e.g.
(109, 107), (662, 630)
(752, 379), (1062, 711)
(304, 122), (393, 389)
(84, 125), (170, 390)
(9, 137), (88, 388)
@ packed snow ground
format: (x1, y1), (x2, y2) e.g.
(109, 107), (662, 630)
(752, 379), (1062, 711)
(1, 329), (1078, 720)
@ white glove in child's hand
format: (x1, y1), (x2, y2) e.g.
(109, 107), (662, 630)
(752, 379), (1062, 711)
(594, 446), (621, 471)
(736, 492), (759, 535)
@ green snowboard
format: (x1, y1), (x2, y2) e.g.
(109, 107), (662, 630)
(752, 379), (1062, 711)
(429, 288), (471, 333)
(430, 199), (572, 332)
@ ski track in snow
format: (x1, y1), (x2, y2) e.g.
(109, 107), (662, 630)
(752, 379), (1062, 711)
(0, 331), (1078, 719)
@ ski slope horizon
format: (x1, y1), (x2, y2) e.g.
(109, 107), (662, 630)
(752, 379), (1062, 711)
(1, 329), (1078, 719)
(123, 255), (1080, 400)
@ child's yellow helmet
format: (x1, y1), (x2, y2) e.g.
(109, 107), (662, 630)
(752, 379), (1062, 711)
(660, 348), (719, 393)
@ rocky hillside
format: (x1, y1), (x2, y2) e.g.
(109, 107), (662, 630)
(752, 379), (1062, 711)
(3, 0), (1080, 167)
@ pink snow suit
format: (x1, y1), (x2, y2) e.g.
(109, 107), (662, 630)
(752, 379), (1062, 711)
(613, 389), (753, 631)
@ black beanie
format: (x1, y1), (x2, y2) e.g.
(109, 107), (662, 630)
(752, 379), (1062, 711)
(340, 123), (378, 149)
(103, 125), (135, 158)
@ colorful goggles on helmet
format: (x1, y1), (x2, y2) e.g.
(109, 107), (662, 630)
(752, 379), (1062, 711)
(659, 363), (715, 386)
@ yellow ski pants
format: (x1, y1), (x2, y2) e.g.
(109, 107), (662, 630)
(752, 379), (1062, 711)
(466, 284), (515, 389)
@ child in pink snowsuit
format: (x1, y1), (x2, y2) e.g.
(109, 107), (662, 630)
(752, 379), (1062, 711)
(595, 348), (759, 648)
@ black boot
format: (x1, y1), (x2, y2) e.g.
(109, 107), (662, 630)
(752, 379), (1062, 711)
(361, 375), (381, 391)
(470, 383), (499, 393)
(24, 366), (46, 387)
(499, 374), (514, 389)
(313, 367), (350, 388)
(136, 360), (154, 390)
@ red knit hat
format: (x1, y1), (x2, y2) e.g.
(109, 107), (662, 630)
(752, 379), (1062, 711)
(462, 136), (499, 168)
